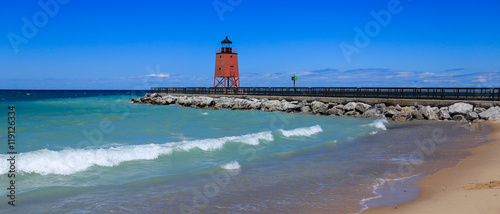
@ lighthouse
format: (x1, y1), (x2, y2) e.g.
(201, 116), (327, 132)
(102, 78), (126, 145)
(214, 36), (240, 88)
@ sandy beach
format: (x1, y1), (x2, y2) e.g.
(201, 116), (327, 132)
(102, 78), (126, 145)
(363, 119), (500, 214)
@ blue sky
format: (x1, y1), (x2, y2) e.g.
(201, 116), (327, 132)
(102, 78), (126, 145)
(1, 0), (499, 89)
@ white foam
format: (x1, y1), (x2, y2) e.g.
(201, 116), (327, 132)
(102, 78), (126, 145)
(177, 131), (273, 151)
(366, 118), (388, 130)
(220, 160), (241, 170)
(0, 131), (274, 176)
(202, 112), (209, 115)
(355, 174), (421, 214)
(279, 125), (323, 137)
(389, 156), (424, 165)
(0, 144), (172, 176)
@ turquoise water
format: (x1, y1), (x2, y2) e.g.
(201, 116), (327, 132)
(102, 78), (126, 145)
(0, 90), (491, 213)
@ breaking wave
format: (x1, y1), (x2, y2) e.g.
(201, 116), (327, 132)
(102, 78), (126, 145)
(0, 125), (331, 176)
(279, 125), (323, 137)
(366, 118), (388, 130)
(220, 160), (241, 170)
(0, 131), (273, 176)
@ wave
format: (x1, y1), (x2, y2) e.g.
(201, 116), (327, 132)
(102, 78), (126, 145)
(389, 156), (425, 165)
(279, 125), (323, 137)
(366, 118), (388, 130)
(176, 131), (273, 151)
(356, 174), (421, 214)
(0, 131), (273, 176)
(220, 160), (241, 170)
(0, 125), (325, 176)
(3, 144), (173, 176)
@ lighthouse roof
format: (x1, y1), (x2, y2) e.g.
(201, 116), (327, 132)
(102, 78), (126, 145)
(221, 36), (232, 44)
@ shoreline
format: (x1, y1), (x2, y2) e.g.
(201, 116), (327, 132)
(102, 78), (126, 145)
(362, 119), (500, 214)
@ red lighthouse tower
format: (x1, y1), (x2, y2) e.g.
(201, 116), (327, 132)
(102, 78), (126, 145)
(214, 36), (240, 88)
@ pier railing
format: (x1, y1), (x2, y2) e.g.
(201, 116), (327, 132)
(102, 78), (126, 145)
(150, 87), (500, 101)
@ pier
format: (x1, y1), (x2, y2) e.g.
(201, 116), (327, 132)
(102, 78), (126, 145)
(151, 87), (500, 101)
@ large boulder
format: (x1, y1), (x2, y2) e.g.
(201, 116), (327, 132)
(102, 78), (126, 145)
(155, 97), (167, 105)
(448, 102), (473, 115)
(374, 103), (386, 109)
(343, 102), (357, 111)
(344, 110), (360, 117)
(362, 109), (380, 118)
(140, 96), (151, 103)
(419, 106), (439, 120)
(151, 97), (161, 105)
(400, 106), (414, 114)
(214, 97), (235, 109)
(355, 103), (372, 113)
(397, 107), (416, 121)
(164, 95), (178, 104)
(248, 98), (262, 110)
(327, 102), (338, 108)
(384, 109), (399, 118)
(438, 108), (452, 120)
(301, 106), (311, 113)
(393, 105), (402, 111)
(428, 107), (440, 120)
(177, 96), (193, 106)
(282, 101), (301, 112)
(412, 110), (425, 120)
(466, 112), (479, 121)
(474, 107), (487, 114)
(327, 108), (344, 116)
(392, 111), (413, 121)
(192, 96), (213, 107)
(232, 98), (252, 109)
(478, 106), (500, 120)
(373, 103), (386, 115)
(262, 100), (283, 112)
(452, 114), (467, 122)
(311, 101), (328, 114)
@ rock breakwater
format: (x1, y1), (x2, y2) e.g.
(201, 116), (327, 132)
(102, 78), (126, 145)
(132, 93), (500, 122)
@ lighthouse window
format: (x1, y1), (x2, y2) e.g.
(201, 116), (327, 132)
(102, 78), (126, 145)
(219, 56), (221, 58)
(230, 56), (232, 58)
(219, 68), (221, 70)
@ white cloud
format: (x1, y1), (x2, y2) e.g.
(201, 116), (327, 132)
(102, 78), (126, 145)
(296, 71), (312, 76)
(473, 77), (487, 83)
(422, 79), (457, 83)
(396, 72), (413, 77)
(147, 74), (170, 78)
(418, 72), (435, 78)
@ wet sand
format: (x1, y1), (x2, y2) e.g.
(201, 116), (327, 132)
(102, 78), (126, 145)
(363, 120), (500, 214)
